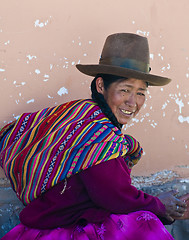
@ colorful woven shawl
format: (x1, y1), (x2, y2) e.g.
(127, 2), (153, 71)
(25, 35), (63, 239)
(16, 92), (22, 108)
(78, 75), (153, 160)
(0, 99), (142, 205)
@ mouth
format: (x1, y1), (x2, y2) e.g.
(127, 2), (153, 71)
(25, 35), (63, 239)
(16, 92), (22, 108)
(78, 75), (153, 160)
(121, 109), (135, 115)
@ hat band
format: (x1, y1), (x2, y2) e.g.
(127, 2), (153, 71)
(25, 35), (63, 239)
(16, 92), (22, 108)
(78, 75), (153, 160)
(99, 57), (150, 73)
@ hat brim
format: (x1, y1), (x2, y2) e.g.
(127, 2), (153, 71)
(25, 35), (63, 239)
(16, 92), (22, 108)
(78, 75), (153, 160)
(76, 64), (171, 86)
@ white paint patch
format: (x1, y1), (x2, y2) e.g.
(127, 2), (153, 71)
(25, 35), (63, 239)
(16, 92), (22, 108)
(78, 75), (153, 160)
(35, 69), (41, 74)
(27, 99), (35, 104)
(150, 54), (154, 60)
(175, 98), (184, 113)
(47, 95), (53, 99)
(34, 19), (49, 28)
(13, 114), (20, 120)
(27, 55), (37, 60)
(178, 115), (189, 123)
(162, 102), (167, 110)
(161, 64), (170, 73)
(15, 82), (26, 87)
(4, 40), (10, 45)
(136, 30), (149, 36)
(0, 68), (5, 72)
(57, 87), (68, 96)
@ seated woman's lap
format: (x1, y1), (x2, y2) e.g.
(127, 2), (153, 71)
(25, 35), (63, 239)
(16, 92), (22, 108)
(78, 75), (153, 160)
(1, 211), (174, 240)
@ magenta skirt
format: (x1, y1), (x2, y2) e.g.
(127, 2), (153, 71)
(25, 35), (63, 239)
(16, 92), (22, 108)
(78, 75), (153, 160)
(1, 211), (174, 240)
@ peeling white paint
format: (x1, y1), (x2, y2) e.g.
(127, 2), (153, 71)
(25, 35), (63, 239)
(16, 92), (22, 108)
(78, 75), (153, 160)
(27, 99), (35, 104)
(150, 54), (154, 60)
(136, 30), (149, 36)
(47, 95), (53, 99)
(27, 55), (37, 60)
(162, 102), (168, 110)
(34, 18), (50, 28)
(175, 98), (184, 113)
(57, 87), (68, 96)
(35, 69), (41, 74)
(13, 114), (20, 120)
(178, 115), (189, 124)
(4, 40), (10, 45)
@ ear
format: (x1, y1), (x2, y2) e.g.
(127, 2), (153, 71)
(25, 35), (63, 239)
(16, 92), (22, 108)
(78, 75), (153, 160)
(96, 77), (105, 94)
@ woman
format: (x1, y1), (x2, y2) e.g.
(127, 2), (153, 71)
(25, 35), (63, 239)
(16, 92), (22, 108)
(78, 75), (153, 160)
(0, 33), (188, 239)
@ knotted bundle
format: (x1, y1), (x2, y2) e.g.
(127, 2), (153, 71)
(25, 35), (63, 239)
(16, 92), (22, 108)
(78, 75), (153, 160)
(0, 99), (142, 205)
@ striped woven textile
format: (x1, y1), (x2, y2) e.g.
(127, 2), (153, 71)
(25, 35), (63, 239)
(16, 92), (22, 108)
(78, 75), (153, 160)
(0, 99), (141, 205)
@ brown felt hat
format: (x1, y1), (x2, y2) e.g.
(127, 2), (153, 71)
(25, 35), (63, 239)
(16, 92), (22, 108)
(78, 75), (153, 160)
(76, 33), (171, 86)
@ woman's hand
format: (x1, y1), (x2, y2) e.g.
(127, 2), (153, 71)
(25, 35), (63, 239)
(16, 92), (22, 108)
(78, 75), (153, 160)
(157, 190), (187, 221)
(174, 193), (189, 220)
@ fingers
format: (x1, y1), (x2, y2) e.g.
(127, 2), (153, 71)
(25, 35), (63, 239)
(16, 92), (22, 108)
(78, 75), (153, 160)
(175, 199), (187, 209)
(172, 189), (179, 196)
(165, 214), (175, 222)
(179, 193), (189, 202)
(175, 205), (186, 214)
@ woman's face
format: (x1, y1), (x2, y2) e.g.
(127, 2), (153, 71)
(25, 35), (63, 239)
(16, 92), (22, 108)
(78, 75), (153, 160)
(96, 77), (147, 125)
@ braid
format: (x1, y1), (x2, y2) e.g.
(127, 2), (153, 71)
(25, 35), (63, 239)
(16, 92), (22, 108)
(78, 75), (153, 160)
(91, 74), (123, 130)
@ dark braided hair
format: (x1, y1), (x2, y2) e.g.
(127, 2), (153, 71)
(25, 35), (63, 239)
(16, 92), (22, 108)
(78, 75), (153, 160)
(91, 74), (125, 130)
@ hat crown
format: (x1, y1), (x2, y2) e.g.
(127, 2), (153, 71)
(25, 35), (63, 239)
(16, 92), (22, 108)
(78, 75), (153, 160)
(76, 32), (171, 86)
(100, 33), (150, 70)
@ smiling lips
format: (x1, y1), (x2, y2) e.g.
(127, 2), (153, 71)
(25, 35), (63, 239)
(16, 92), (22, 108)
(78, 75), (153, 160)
(121, 109), (135, 115)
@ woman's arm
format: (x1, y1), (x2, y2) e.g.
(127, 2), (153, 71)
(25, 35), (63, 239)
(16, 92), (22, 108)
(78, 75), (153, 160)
(79, 156), (166, 217)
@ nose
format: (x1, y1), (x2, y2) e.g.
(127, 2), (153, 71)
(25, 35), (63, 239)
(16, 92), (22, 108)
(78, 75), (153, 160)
(126, 93), (137, 108)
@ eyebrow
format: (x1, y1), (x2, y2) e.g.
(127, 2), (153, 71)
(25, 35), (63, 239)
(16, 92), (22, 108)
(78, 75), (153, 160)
(121, 84), (147, 91)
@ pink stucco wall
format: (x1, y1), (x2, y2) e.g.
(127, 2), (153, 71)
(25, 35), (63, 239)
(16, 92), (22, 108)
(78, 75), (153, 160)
(0, 0), (188, 178)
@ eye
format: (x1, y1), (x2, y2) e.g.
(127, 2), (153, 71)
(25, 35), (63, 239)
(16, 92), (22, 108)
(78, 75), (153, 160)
(137, 92), (145, 96)
(121, 89), (129, 93)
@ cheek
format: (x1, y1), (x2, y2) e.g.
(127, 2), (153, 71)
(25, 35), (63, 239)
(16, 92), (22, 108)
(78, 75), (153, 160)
(136, 97), (146, 112)
(139, 98), (145, 108)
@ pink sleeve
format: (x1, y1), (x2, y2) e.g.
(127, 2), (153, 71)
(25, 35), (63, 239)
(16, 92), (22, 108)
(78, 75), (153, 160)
(79, 156), (166, 217)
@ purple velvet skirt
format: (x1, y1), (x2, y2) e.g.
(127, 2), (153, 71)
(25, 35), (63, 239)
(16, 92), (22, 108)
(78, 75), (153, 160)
(1, 211), (174, 240)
